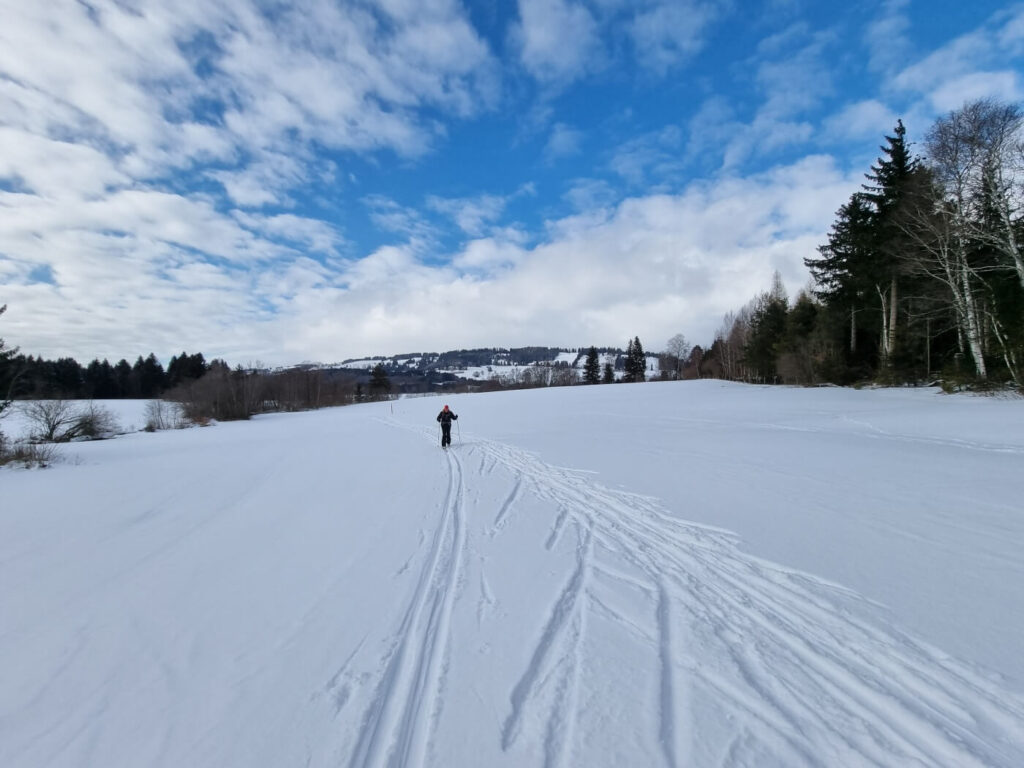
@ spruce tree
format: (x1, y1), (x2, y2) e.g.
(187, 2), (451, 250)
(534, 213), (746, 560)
(623, 336), (646, 382)
(805, 193), (875, 356)
(862, 119), (919, 371)
(583, 346), (600, 384)
(602, 362), (615, 383)
(369, 363), (391, 399)
(0, 305), (17, 417)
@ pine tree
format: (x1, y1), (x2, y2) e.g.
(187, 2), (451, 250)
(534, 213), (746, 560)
(369, 363), (391, 399)
(624, 336), (646, 382)
(602, 362), (615, 383)
(0, 305), (18, 417)
(862, 119), (919, 370)
(805, 193), (875, 355)
(583, 346), (600, 384)
(632, 336), (646, 382)
(136, 353), (166, 397)
(744, 280), (788, 383)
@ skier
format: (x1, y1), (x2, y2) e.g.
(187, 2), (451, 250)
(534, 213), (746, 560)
(436, 404), (458, 448)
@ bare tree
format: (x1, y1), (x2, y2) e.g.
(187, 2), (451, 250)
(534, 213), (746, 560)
(910, 101), (1024, 380)
(22, 400), (78, 442)
(22, 400), (120, 442)
(959, 100), (1024, 289)
(144, 400), (186, 431)
(665, 333), (690, 379)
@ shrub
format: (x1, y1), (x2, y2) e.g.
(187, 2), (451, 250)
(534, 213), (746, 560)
(21, 400), (121, 442)
(72, 403), (120, 439)
(144, 400), (186, 431)
(0, 432), (56, 468)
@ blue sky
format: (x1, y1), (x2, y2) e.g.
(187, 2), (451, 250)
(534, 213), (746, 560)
(1, 0), (1022, 366)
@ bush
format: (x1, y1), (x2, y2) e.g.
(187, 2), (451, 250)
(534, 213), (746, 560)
(0, 431), (56, 467)
(144, 400), (186, 431)
(72, 403), (120, 439)
(21, 400), (121, 442)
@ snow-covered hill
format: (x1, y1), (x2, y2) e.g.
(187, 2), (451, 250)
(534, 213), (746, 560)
(2, 381), (1023, 767)
(335, 347), (661, 383)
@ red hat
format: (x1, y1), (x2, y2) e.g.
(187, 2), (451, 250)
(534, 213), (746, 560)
(443, 405), (449, 410)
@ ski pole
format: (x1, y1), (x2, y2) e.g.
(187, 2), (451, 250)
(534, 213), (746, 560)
(456, 419), (461, 444)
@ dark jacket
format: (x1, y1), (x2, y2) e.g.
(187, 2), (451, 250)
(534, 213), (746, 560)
(436, 409), (458, 425)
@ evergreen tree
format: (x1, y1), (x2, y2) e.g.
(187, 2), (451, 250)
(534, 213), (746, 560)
(602, 362), (615, 383)
(0, 305), (17, 417)
(84, 359), (118, 399)
(862, 119), (920, 370)
(132, 354), (166, 398)
(167, 352), (208, 388)
(622, 337), (647, 382)
(743, 276), (788, 383)
(369, 363), (391, 399)
(583, 346), (600, 384)
(113, 359), (133, 397)
(633, 336), (646, 381)
(805, 192), (876, 359)
(52, 357), (83, 396)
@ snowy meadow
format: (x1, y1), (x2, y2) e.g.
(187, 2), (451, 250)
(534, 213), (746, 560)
(2, 381), (1023, 767)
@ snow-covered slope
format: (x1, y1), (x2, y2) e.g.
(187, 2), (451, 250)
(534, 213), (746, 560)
(2, 382), (1023, 767)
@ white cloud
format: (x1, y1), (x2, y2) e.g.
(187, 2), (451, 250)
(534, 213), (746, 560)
(0, 128), (129, 199)
(892, 7), (1024, 112)
(564, 178), (619, 211)
(928, 71), (1022, 112)
(865, 0), (912, 75)
(893, 32), (991, 95)
(755, 30), (835, 120)
(512, 0), (602, 85)
(2, 148), (858, 364)
(629, 1), (716, 74)
(609, 126), (684, 186)
(0, 0), (498, 201)
(822, 100), (898, 141)
(362, 195), (438, 242)
(269, 155), (859, 362)
(427, 194), (508, 237)
(233, 212), (342, 255)
(211, 153), (309, 208)
(544, 123), (585, 162)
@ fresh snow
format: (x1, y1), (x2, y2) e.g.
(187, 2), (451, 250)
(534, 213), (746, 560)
(2, 381), (1023, 767)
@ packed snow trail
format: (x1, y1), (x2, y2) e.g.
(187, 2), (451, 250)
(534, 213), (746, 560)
(2, 386), (1024, 767)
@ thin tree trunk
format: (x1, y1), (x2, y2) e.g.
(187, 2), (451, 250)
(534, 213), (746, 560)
(988, 312), (1020, 383)
(849, 307), (857, 353)
(876, 283), (890, 365)
(996, 183), (1024, 291)
(887, 274), (898, 364)
(925, 318), (931, 377)
(960, 260), (987, 379)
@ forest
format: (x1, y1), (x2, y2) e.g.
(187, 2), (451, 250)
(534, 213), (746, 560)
(696, 99), (1024, 389)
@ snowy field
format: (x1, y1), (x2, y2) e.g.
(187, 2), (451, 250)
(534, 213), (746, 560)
(2, 381), (1023, 767)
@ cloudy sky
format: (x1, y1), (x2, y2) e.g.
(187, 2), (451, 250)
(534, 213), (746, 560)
(1, 0), (1022, 365)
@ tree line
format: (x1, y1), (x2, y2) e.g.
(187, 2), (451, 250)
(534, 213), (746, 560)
(0, 349), (210, 400)
(690, 99), (1024, 389)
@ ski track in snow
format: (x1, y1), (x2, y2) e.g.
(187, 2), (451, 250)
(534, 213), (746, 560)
(462, 433), (1024, 768)
(345, 417), (1024, 767)
(348, 434), (467, 768)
